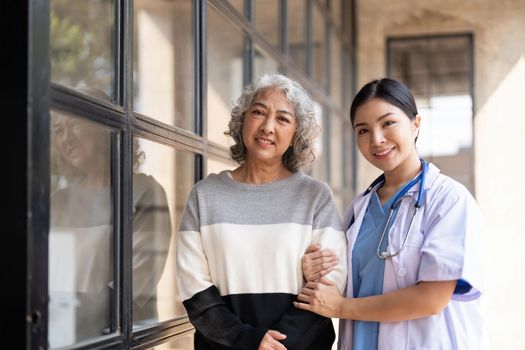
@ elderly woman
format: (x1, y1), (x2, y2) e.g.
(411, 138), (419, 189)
(176, 74), (347, 350)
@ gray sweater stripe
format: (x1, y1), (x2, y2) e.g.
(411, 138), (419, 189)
(179, 170), (343, 231)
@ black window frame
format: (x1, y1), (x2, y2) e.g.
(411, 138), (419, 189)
(16, 0), (357, 348)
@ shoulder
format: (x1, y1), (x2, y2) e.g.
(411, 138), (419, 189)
(426, 164), (475, 204)
(424, 163), (481, 218)
(294, 172), (333, 196)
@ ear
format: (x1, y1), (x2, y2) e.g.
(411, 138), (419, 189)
(413, 114), (421, 130)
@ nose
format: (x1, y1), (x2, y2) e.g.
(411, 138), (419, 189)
(260, 116), (275, 134)
(370, 130), (385, 146)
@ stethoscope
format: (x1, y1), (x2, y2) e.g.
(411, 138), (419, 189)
(362, 159), (428, 260)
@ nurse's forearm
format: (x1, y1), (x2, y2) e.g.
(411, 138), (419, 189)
(340, 280), (456, 322)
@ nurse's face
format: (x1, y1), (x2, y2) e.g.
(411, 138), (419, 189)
(353, 98), (420, 174)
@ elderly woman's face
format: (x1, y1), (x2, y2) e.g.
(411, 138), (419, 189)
(51, 112), (109, 172)
(242, 88), (297, 166)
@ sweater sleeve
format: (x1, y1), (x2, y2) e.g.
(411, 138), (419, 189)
(175, 188), (268, 349)
(272, 190), (348, 349)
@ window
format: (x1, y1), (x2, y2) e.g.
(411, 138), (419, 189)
(49, 110), (116, 348)
(388, 34), (475, 194)
(37, 0), (356, 348)
(50, 0), (116, 101)
(133, 0), (195, 131)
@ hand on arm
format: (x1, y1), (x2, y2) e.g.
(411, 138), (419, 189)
(302, 244), (339, 282)
(295, 279), (456, 322)
(258, 330), (287, 350)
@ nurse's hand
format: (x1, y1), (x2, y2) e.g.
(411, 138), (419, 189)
(302, 244), (339, 282)
(258, 330), (287, 350)
(294, 278), (344, 318)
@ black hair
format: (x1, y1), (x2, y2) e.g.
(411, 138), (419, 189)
(349, 78), (418, 125)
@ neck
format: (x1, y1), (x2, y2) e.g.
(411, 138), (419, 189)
(232, 159), (293, 184)
(383, 153), (422, 190)
(80, 165), (110, 188)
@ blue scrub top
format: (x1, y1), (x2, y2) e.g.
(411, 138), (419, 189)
(351, 186), (403, 350)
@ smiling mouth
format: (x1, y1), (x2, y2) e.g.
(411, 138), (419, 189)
(373, 148), (393, 158)
(256, 137), (275, 145)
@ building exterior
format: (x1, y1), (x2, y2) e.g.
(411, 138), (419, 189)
(6, 0), (525, 349)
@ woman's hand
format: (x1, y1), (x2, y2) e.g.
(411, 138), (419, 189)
(302, 244), (339, 282)
(258, 330), (287, 350)
(294, 278), (345, 318)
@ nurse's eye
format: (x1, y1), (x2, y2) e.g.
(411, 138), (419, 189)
(356, 128), (368, 135)
(383, 120), (396, 127)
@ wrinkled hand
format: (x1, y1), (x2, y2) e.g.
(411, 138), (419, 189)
(258, 330), (287, 350)
(302, 244), (339, 282)
(294, 278), (345, 318)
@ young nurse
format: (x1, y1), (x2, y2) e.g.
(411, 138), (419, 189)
(294, 78), (487, 349)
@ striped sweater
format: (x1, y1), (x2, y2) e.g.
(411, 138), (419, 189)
(176, 170), (347, 349)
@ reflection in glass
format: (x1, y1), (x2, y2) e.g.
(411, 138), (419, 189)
(207, 6), (244, 147)
(287, 0), (306, 73)
(50, 0), (115, 101)
(134, 0), (194, 131)
(312, 4), (327, 88)
(132, 138), (195, 327)
(255, 0), (279, 48)
(49, 110), (114, 348)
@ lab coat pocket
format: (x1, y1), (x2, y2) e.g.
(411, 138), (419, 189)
(389, 229), (424, 290)
(405, 229), (424, 248)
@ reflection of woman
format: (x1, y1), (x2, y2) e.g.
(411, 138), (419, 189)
(49, 107), (171, 346)
(176, 74), (347, 350)
(295, 78), (487, 349)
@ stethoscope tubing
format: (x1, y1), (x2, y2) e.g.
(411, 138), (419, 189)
(372, 159), (428, 260)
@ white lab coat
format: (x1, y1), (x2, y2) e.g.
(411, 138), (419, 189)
(338, 163), (488, 350)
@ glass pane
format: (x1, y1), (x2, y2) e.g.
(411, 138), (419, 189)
(330, 115), (344, 189)
(227, 0), (243, 14)
(342, 48), (353, 111)
(312, 4), (327, 88)
(287, 0), (306, 72)
(255, 0), (279, 48)
(343, 124), (354, 191)
(330, 32), (343, 107)
(388, 36), (474, 193)
(49, 110), (115, 348)
(309, 102), (327, 181)
(330, 0), (342, 29)
(134, 0), (195, 131)
(207, 6), (244, 147)
(207, 157), (237, 176)
(254, 46), (280, 81)
(132, 138), (195, 327)
(147, 331), (194, 350)
(50, 0), (116, 101)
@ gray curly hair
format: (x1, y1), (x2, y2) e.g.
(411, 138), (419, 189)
(225, 74), (321, 172)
